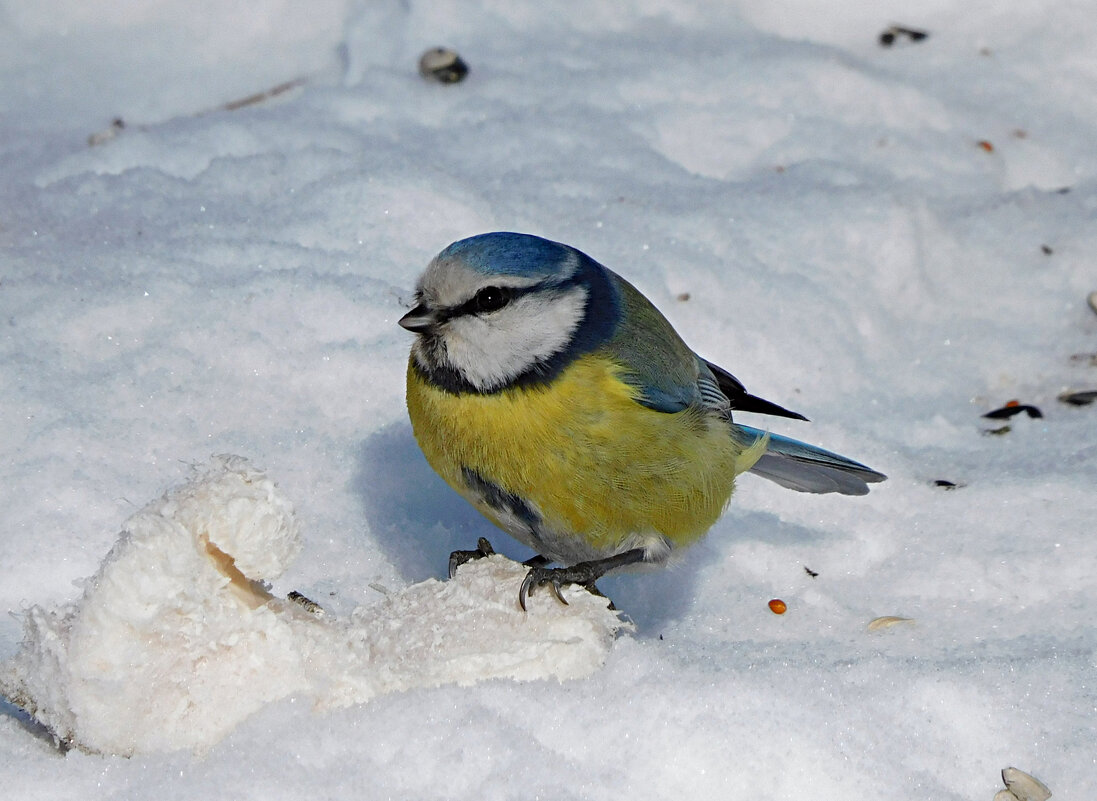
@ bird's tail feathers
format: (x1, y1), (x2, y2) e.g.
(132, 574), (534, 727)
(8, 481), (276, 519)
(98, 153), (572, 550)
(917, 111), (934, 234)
(731, 425), (886, 496)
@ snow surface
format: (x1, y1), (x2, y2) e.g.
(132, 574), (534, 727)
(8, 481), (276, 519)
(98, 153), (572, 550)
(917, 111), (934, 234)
(2, 0), (1095, 797)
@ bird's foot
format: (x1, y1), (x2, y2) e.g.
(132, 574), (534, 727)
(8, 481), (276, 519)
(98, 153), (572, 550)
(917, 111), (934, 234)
(448, 536), (495, 579)
(518, 564), (600, 611)
(517, 548), (646, 612)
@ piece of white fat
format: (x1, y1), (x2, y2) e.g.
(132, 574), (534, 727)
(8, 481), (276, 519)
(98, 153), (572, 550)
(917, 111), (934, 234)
(0, 456), (626, 755)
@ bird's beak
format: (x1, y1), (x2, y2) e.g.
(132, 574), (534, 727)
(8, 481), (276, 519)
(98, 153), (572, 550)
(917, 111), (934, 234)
(398, 304), (437, 333)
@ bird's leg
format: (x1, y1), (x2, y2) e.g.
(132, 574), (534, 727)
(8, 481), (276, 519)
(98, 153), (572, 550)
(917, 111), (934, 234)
(518, 548), (647, 611)
(522, 554), (552, 568)
(448, 536), (495, 578)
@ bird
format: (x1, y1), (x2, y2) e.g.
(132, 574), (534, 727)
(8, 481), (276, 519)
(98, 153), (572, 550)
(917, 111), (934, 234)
(398, 232), (886, 610)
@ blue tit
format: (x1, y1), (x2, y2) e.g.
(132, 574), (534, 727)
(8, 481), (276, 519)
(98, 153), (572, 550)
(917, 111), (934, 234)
(399, 232), (886, 609)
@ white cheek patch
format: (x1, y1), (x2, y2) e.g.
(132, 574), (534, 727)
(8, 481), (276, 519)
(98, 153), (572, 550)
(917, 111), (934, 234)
(443, 286), (588, 391)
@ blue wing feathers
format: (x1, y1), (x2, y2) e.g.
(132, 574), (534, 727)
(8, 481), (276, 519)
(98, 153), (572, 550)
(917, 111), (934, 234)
(585, 267), (886, 496)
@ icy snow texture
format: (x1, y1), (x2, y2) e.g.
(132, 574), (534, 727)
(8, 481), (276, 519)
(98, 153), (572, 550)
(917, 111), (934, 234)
(0, 457), (622, 755)
(1, 0), (1095, 798)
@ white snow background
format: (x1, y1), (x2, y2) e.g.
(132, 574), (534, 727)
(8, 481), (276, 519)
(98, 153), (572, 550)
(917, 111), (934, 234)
(1, 0), (1095, 797)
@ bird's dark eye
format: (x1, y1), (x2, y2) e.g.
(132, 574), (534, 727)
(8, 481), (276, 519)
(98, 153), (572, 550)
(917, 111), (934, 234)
(472, 286), (511, 314)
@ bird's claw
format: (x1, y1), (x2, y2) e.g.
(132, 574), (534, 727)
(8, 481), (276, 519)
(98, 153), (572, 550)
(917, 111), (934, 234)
(516, 550), (647, 611)
(518, 565), (607, 612)
(447, 537), (495, 579)
(518, 567), (572, 611)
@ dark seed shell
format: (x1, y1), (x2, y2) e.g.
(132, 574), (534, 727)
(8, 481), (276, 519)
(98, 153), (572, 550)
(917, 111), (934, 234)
(419, 47), (469, 84)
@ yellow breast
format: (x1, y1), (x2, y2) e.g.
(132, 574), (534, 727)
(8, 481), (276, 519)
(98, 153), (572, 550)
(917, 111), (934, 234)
(406, 353), (763, 557)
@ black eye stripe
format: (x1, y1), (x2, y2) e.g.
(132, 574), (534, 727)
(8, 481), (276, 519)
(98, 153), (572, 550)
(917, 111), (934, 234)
(445, 284), (532, 320)
(434, 275), (584, 324)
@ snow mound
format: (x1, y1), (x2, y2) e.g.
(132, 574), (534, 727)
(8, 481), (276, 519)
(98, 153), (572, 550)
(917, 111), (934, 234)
(0, 456), (626, 755)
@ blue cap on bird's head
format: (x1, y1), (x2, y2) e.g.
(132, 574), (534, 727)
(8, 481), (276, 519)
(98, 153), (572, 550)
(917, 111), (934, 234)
(438, 232), (576, 279)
